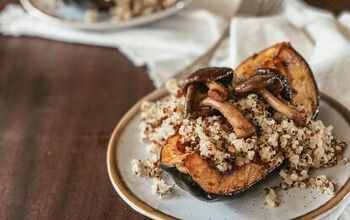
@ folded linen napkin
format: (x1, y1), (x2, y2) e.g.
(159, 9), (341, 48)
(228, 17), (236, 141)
(0, 0), (239, 87)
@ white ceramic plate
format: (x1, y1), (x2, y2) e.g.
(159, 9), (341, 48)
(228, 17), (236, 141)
(107, 89), (350, 220)
(20, 0), (192, 30)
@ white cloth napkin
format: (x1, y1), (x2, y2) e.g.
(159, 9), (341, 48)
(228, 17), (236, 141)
(0, 0), (239, 87)
(223, 1), (350, 219)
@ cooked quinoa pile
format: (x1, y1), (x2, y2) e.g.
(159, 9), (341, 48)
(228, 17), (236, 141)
(133, 79), (347, 206)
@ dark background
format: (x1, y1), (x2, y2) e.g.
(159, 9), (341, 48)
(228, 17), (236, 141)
(0, 0), (349, 219)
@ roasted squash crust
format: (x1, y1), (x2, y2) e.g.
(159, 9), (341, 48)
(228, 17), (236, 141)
(161, 135), (275, 198)
(183, 153), (271, 195)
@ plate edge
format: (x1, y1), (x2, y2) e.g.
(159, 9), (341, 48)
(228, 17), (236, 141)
(107, 87), (177, 220)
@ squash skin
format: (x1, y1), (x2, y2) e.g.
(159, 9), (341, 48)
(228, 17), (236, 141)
(160, 164), (222, 201)
(161, 163), (278, 201)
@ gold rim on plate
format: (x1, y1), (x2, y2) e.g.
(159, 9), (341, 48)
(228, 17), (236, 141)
(107, 90), (350, 220)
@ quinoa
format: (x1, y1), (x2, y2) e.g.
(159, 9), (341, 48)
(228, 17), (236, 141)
(83, 0), (180, 22)
(110, 0), (180, 21)
(309, 175), (335, 195)
(265, 188), (280, 207)
(131, 157), (174, 197)
(151, 178), (175, 197)
(134, 79), (348, 205)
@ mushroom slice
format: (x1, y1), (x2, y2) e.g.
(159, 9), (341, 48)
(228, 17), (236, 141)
(234, 68), (292, 101)
(200, 97), (255, 138)
(185, 84), (215, 119)
(233, 74), (276, 94)
(184, 67), (234, 118)
(184, 67), (233, 87)
(259, 89), (306, 126)
(184, 67), (255, 138)
(233, 68), (303, 125)
(256, 68), (292, 101)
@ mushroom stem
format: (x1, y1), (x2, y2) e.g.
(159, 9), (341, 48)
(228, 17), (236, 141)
(201, 97), (256, 138)
(259, 89), (305, 126)
(184, 67), (234, 118)
(206, 82), (228, 102)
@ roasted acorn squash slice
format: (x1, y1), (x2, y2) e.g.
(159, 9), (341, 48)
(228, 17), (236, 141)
(160, 135), (278, 201)
(160, 42), (319, 201)
(234, 42), (319, 119)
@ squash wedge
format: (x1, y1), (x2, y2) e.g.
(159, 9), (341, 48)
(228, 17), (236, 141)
(160, 42), (319, 201)
(234, 42), (319, 119)
(160, 135), (278, 201)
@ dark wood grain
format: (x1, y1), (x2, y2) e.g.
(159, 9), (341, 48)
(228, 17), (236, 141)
(0, 1), (349, 220)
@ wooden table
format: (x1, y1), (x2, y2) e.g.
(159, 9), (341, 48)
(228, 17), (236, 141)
(0, 1), (349, 219)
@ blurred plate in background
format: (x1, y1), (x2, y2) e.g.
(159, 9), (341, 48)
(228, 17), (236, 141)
(20, 0), (193, 30)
